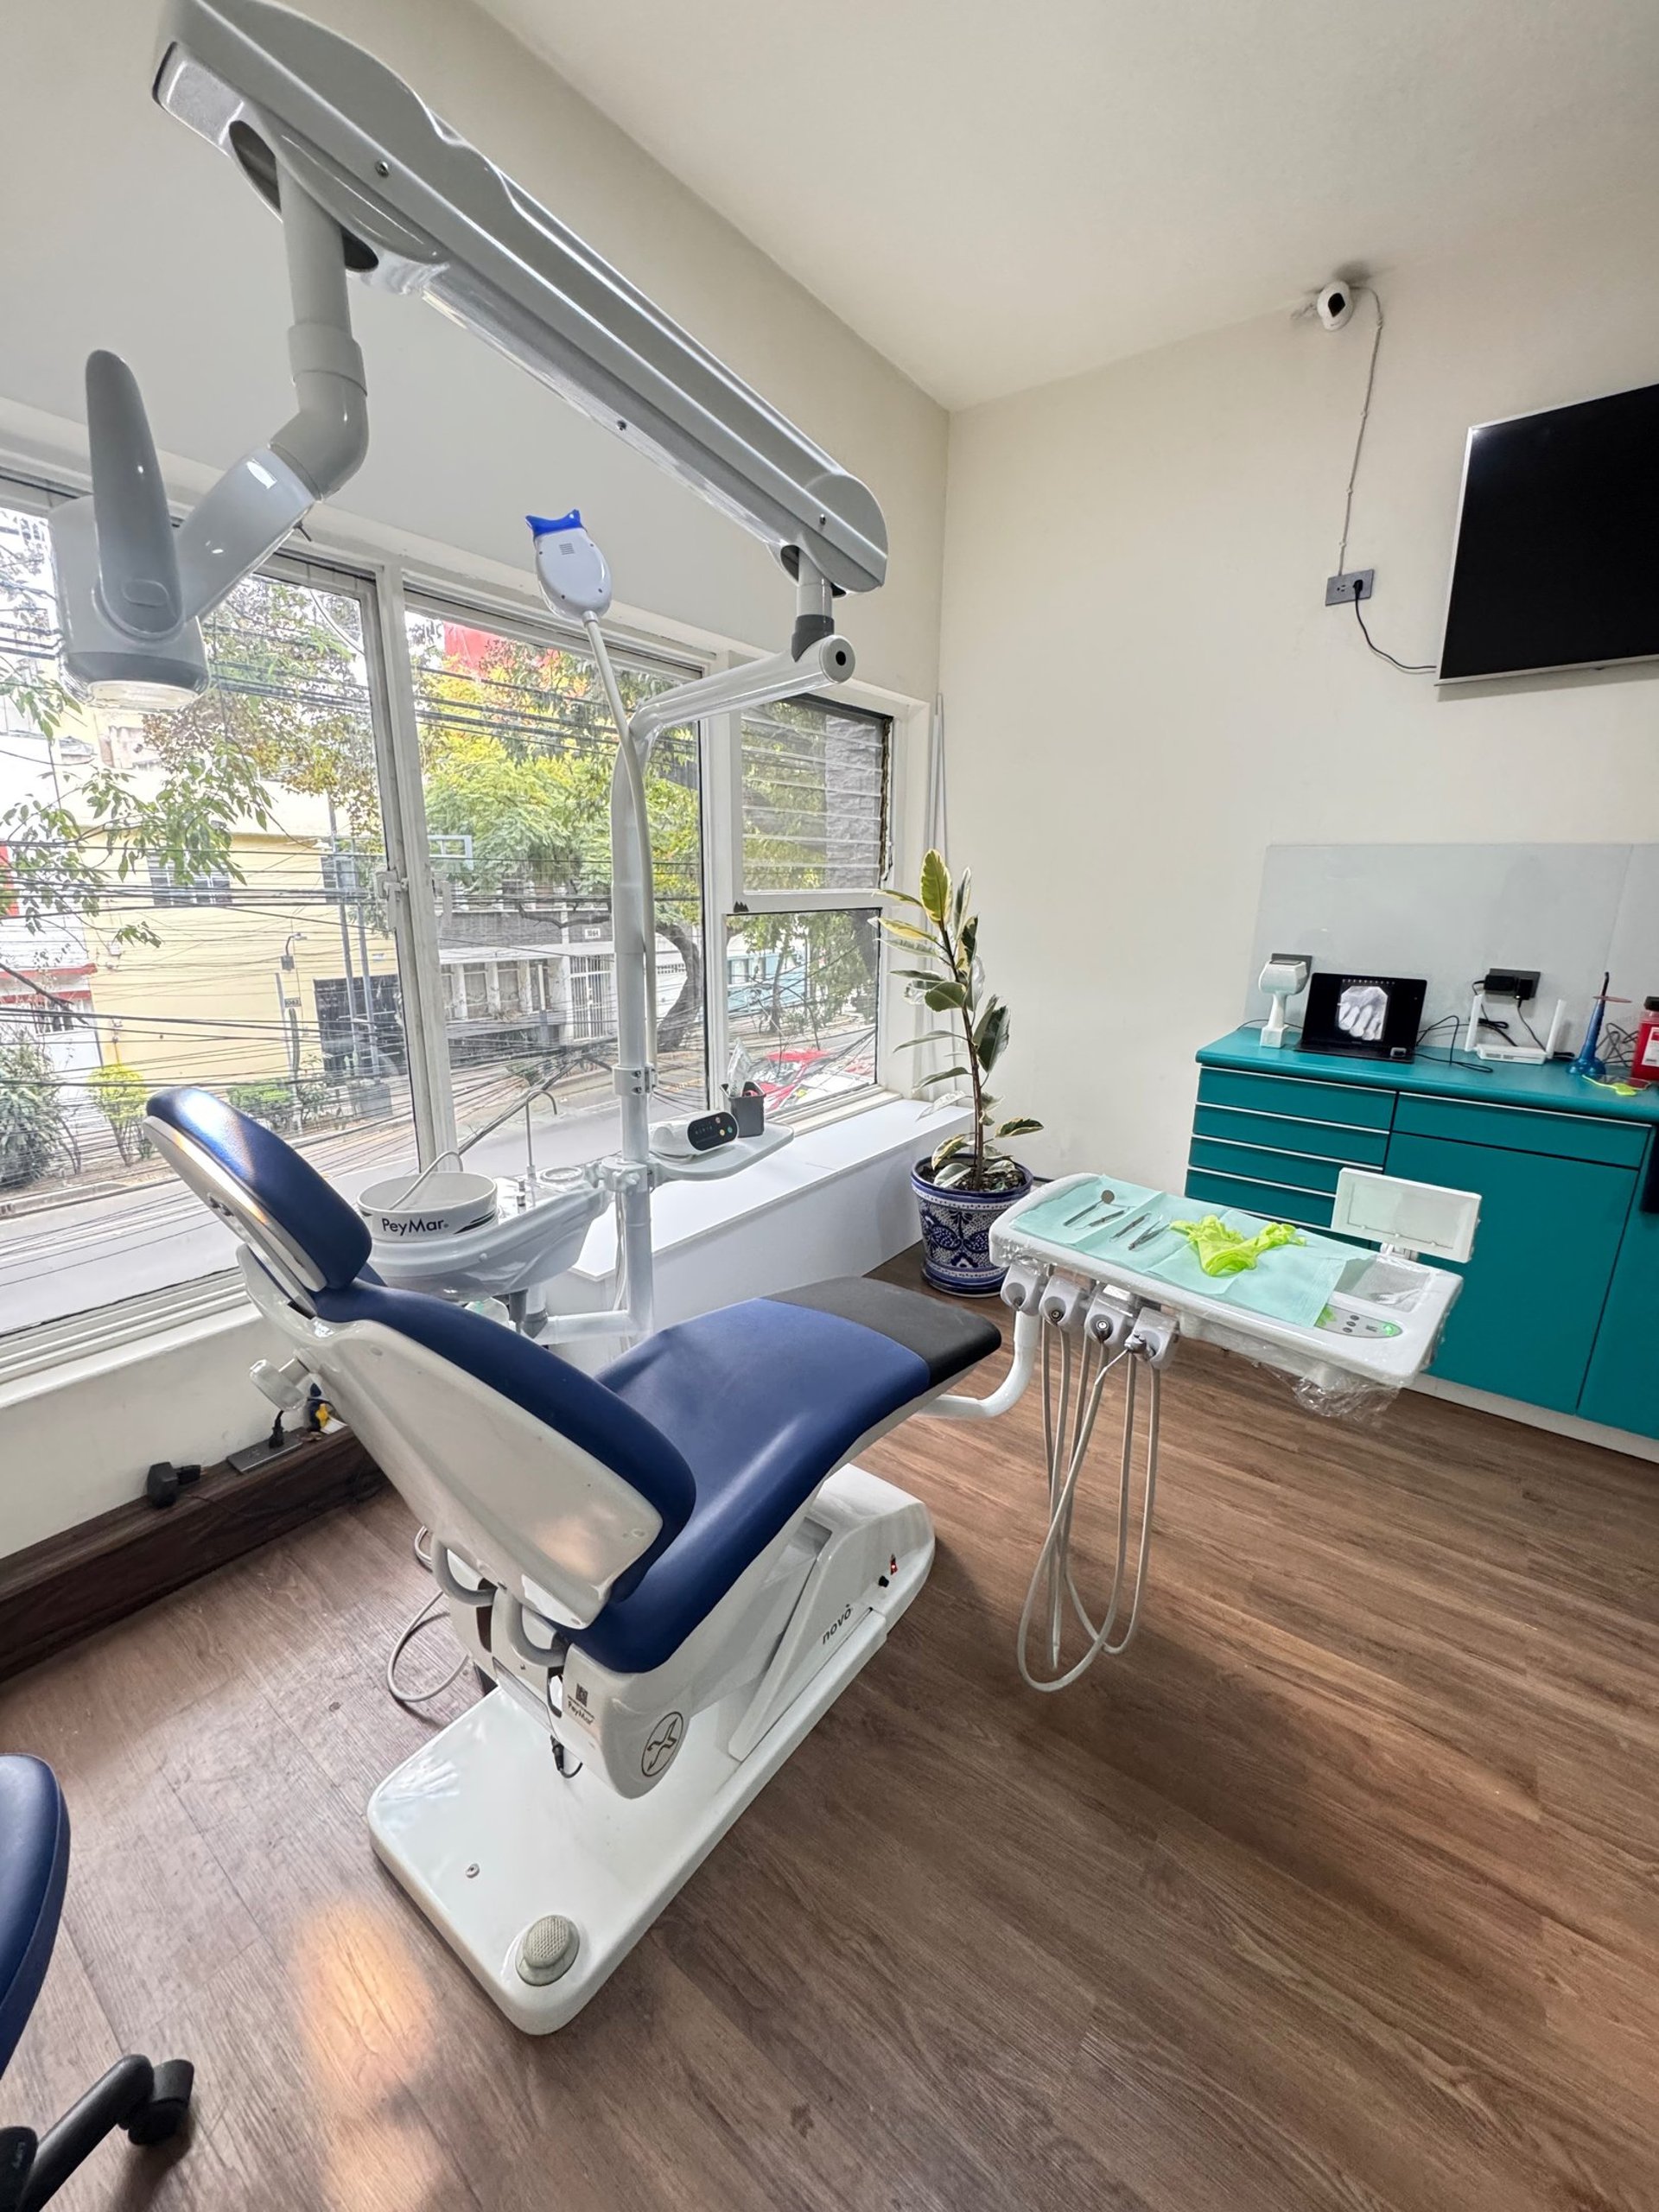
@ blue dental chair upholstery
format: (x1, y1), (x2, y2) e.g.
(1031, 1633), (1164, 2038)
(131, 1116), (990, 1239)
(0, 1758), (194, 2206)
(146, 1090), (1000, 1669)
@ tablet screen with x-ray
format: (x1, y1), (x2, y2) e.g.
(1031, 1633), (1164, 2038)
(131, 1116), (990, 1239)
(1299, 972), (1427, 1063)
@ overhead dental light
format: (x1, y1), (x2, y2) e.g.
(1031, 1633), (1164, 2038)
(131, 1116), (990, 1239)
(51, 0), (887, 709)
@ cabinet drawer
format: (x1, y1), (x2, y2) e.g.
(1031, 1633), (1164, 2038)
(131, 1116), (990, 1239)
(1197, 1065), (1395, 1133)
(1580, 1206), (1659, 1438)
(1192, 1103), (1389, 1168)
(1189, 1136), (1344, 1196)
(1391, 1093), (1645, 1168)
(1183, 1166), (1335, 1230)
(1385, 1130), (1633, 1414)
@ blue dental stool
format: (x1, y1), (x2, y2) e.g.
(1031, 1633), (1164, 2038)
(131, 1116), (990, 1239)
(0, 1757), (194, 2208)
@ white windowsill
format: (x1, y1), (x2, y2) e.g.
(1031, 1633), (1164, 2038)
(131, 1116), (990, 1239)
(560, 1093), (964, 1283)
(0, 1092), (965, 1408)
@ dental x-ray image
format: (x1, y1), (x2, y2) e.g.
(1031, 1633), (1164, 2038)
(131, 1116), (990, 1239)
(1300, 972), (1427, 1062)
(1338, 982), (1389, 1042)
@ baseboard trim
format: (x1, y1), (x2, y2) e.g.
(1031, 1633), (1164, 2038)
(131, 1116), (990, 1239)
(0, 1427), (383, 1684)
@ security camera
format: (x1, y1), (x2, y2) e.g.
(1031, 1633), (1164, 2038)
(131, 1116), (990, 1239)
(1316, 282), (1357, 332)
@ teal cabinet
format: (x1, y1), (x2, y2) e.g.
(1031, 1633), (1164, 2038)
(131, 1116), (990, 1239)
(1363, 1133), (1635, 1414)
(1192, 1029), (1659, 1439)
(1579, 1208), (1659, 1439)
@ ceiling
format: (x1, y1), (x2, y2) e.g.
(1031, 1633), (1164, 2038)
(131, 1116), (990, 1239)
(474, 0), (1659, 410)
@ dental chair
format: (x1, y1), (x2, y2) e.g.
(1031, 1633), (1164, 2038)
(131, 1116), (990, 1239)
(0, 1758), (194, 2206)
(146, 1088), (997, 2030)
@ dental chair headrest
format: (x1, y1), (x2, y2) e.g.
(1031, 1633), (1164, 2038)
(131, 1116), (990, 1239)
(145, 1086), (372, 1300)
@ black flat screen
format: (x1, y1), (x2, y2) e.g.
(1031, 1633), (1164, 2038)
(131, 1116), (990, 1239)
(1299, 972), (1426, 1064)
(1440, 381), (1659, 681)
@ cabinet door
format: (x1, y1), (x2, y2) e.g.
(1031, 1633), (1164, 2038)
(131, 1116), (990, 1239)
(1578, 1196), (1659, 1438)
(1385, 1133), (1634, 1414)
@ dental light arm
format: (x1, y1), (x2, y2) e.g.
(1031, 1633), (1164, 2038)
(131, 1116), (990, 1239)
(171, 156), (366, 617)
(146, 0), (886, 592)
(53, 146), (365, 703)
(53, 0), (888, 708)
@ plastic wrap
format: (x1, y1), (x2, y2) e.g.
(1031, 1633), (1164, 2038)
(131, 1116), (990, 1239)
(1184, 1313), (1404, 1424)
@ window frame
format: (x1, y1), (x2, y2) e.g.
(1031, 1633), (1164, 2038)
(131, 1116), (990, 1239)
(716, 692), (893, 918)
(0, 458), (916, 1364)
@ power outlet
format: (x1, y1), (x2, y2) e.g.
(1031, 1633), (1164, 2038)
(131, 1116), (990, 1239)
(1325, 568), (1375, 607)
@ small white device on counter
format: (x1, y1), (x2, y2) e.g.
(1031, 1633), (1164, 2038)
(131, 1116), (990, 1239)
(1461, 984), (1568, 1063)
(651, 1109), (739, 1160)
(1258, 952), (1312, 1048)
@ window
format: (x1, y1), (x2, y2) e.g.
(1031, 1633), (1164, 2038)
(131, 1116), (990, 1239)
(722, 696), (891, 1116)
(0, 470), (899, 1355)
(404, 598), (707, 1166)
(147, 859), (232, 908)
(739, 697), (888, 893)
(0, 492), (414, 1334)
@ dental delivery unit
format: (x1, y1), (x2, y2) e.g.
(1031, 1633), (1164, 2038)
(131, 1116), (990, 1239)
(65, 0), (1476, 2032)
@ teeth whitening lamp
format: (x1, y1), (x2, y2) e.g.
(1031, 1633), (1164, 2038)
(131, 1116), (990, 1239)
(111, 0), (1483, 2035)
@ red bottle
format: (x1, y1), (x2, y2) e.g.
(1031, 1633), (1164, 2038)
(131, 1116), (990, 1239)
(1633, 995), (1659, 1085)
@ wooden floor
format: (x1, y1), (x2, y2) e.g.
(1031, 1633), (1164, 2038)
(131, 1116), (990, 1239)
(4, 1274), (1659, 2211)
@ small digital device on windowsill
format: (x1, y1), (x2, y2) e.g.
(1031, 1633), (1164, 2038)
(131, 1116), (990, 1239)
(1298, 971), (1427, 1063)
(652, 1109), (740, 1159)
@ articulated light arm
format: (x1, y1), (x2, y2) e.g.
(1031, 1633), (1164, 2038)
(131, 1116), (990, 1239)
(50, 0), (889, 708)
(52, 150), (366, 703)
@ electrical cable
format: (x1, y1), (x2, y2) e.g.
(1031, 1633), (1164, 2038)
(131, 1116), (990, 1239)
(1334, 287), (1436, 676)
(1018, 1325), (1161, 1692)
(1351, 581), (1436, 675)
(1336, 286), (1386, 580)
(385, 1525), (473, 1711)
(582, 612), (658, 1059)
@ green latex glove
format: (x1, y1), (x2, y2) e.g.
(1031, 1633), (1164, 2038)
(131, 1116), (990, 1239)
(1166, 1214), (1304, 1276)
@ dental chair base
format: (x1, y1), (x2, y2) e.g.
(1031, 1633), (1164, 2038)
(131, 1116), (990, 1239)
(370, 1464), (930, 2032)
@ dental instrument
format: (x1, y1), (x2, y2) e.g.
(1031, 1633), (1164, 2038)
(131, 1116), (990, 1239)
(1062, 1185), (1116, 1226)
(1125, 1216), (1177, 1253)
(1106, 1207), (1155, 1244)
(925, 1166), (1478, 1693)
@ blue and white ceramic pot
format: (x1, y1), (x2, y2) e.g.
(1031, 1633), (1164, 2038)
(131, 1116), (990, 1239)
(911, 1158), (1033, 1296)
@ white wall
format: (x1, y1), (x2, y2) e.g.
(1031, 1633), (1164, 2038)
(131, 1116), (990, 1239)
(0, 0), (946, 698)
(940, 186), (1659, 1192)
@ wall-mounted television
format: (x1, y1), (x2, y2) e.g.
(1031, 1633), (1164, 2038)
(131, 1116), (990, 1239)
(1439, 379), (1659, 683)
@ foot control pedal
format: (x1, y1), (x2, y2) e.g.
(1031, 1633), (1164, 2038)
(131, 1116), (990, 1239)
(516, 1915), (579, 1986)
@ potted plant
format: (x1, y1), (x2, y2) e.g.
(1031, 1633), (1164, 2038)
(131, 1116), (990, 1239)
(886, 849), (1041, 1294)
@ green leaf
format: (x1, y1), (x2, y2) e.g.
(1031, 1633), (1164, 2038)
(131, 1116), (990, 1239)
(930, 1133), (969, 1168)
(881, 920), (946, 952)
(884, 887), (927, 910)
(893, 1030), (960, 1052)
(951, 865), (973, 932)
(995, 1116), (1043, 1137)
(959, 913), (978, 969)
(918, 848), (950, 925)
(973, 997), (1010, 1074)
(923, 981), (969, 1011)
(917, 1066), (969, 1087)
